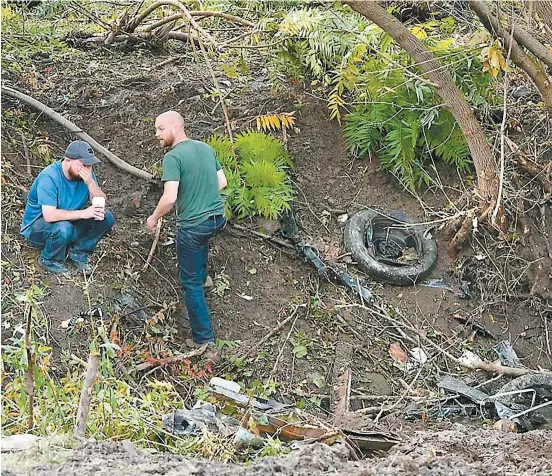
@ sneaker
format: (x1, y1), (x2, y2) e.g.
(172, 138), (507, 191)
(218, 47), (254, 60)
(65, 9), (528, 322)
(37, 257), (69, 274)
(185, 339), (219, 362)
(68, 258), (93, 276)
(204, 275), (214, 289)
(203, 343), (220, 363)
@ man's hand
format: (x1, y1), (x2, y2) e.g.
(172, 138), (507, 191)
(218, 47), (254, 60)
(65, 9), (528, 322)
(81, 205), (105, 220)
(146, 215), (158, 233)
(77, 165), (94, 185)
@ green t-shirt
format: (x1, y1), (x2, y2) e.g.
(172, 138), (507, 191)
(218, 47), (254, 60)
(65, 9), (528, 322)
(161, 140), (224, 229)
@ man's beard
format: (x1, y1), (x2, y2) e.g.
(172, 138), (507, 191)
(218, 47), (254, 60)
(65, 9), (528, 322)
(68, 169), (83, 181)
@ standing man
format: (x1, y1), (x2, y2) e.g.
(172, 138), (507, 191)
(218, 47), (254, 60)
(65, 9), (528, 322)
(146, 111), (227, 358)
(20, 140), (114, 275)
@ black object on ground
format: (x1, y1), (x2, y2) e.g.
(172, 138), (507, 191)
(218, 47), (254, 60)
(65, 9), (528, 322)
(279, 207), (374, 302)
(344, 209), (438, 285)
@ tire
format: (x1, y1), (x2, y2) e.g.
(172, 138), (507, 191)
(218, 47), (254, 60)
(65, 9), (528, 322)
(344, 209), (437, 285)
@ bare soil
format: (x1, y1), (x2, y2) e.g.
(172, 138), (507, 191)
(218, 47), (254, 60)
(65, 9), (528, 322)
(3, 424), (552, 475)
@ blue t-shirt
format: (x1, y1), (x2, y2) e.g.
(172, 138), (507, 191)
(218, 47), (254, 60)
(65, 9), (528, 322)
(20, 161), (97, 238)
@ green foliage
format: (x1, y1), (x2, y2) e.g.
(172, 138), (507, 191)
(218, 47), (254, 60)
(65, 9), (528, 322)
(207, 132), (293, 220)
(264, 5), (499, 190)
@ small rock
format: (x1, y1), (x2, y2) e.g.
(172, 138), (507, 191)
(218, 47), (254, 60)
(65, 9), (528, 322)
(337, 213), (348, 224)
(1, 434), (39, 452)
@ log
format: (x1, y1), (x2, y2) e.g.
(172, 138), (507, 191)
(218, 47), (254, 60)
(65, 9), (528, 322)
(1, 86), (153, 181)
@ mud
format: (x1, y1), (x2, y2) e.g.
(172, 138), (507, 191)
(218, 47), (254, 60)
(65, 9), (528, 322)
(4, 425), (552, 476)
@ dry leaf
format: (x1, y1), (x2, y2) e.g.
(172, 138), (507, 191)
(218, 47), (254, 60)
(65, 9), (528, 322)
(389, 342), (408, 365)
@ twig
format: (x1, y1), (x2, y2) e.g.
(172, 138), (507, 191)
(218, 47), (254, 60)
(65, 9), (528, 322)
(74, 352), (100, 439)
(24, 306), (34, 431)
(246, 304), (304, 357)
(1, 86), (153, 181)
(339, 303), (552, 377)
(270, 308), (301, 376)
(492, 22), (514, 224)
(20, 132), (31, 176)
(374, 363), (424, 423)
(196, 35), (233, 140)
(136, 344), (207, 371)
(142, 217), (163, 272)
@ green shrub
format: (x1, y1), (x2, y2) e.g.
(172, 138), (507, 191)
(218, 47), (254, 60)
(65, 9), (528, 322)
(265, 6), (499, 190)
(207, 132), (293, 220)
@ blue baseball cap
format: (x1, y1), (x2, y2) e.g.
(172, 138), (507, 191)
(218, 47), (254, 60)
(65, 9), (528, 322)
(65, 140), (100, 166)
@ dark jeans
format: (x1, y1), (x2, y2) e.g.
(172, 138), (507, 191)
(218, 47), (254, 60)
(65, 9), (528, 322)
(177, 214), (226, 344)
(26, 210), (115, 263)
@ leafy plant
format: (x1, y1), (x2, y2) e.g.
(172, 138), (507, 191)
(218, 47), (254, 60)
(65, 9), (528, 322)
(207, 131), (294, 219)
(264, 5), (499, 190)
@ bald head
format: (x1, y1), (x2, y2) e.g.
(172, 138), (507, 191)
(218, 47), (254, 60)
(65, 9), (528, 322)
(155, 111), (187, 148)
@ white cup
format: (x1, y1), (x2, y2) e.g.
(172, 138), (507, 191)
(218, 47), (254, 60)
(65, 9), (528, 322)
(92, 196), (105, 220)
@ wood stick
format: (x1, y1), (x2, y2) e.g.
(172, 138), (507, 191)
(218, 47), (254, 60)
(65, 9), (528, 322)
(24, 306), (34, 431)
(136, 345), (207, 371)
(142, 217), (163, 272)
(245, 304), (304, 357)
(20, 132), (31, 176)
(74, 353), (100, 439)
(1, 86), (153, 181)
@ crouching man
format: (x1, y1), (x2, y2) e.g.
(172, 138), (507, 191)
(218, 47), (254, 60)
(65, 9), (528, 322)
(20, 140), (114, 275)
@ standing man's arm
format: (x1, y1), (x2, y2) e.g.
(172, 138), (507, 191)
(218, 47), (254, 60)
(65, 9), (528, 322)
(217, 169), (227, 191)
(146, 181), (179, 232)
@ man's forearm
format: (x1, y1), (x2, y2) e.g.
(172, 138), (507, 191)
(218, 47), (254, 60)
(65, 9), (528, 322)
(87, 181), (106, 199)
(44, 209), (84, 222)
(152, 195), (175, 220)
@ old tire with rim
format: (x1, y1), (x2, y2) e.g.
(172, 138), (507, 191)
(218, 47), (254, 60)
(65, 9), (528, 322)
(344, 209), (437, 285)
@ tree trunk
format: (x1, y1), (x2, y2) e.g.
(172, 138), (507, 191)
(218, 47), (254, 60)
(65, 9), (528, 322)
(469, 1), (552, 110)
(345, 0), (498, 201)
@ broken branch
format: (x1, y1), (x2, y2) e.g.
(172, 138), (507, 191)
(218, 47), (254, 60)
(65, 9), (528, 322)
(136, 345), (207, 372)
(74, 352), (100, 439)
(1, 86), (153, 181)
(142, 217), (163, 272)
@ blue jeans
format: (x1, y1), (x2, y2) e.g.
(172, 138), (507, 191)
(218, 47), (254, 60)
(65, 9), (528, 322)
(177, 214), (226, 344)
(26, 211), (115, 263)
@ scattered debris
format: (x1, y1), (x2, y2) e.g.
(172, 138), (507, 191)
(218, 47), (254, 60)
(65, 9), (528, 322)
(161, 377), (399, 454)
(494, 340), (521, 367)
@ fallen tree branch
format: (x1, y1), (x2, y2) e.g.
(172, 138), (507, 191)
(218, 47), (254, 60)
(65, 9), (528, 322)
(126, 0), (217, 48)
(142, 217), (163, 272)
(1, 86), (153, 181)
(142, 10), (254, 32)
(136, 345), (207, 372)
(74, 352), (100, 439)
